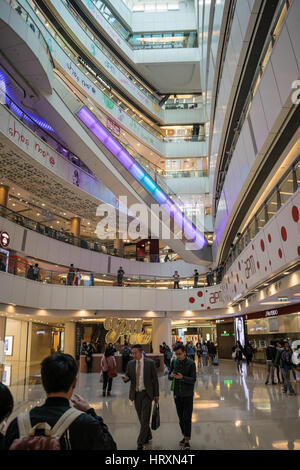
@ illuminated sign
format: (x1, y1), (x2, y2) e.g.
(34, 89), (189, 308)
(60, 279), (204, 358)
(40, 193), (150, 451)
(104, 318), (151, 344)
(265, 309), (278, 317)
(0, 232), (10, 248)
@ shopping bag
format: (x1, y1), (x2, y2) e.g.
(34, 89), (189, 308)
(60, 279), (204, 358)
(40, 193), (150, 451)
(99, 371), (103, 383)
(151, 402), (160, 431)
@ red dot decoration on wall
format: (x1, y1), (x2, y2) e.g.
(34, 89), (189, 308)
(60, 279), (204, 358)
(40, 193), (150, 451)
(189, 297), (195, 304)
(257, 261), (260, 269)
(268, 234), (271, 243)
(201, 304), (204, 307)
(292, 206), (299, 223)
(197, 291), (203, 297)
(281, 226), (287, 242)
(269, 260), (272, 266)
(246, 283), (248, 289)
(261, 240), (265, 252)
(207, 306), (211, 310)
(238, 262), (241, 271)
(298, 247), (300, 257)
(252, 245), (254, 250)
(278, 249), (283, 258)
(236, 274), (239, 283)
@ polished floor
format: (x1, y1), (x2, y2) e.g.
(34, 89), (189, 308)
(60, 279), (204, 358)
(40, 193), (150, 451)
(5, 360), (300, 450)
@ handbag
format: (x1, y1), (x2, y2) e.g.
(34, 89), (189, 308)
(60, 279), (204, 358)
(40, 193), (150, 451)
(151, 402), (160, 431)
(232, 351), (236, 359)
(106, 357), (117, 378)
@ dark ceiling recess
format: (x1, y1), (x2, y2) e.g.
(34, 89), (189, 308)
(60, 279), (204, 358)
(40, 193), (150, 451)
(35, 0), (162, 124)
(215, 0), (280, 214)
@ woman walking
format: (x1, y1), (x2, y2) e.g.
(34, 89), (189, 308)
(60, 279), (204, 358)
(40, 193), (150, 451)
(233, 342), (243, 374)
(101, 349), (117, 397)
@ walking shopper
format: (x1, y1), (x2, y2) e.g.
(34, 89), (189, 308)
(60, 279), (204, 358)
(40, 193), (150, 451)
(201, 342), (208, 367)
(169, 343), (196, 450)
(4, 353), (117, 450)
(122, 345), (159, 450)
(274, 341), (284, 384)
(121, 342), (131, 373)
(280, 341), (296, 395)
(244, 341), (254, 366)
(101, 349), (117, 397)
(85, 343), (94, 373)
(186, 342), (196, 362)
(193, 270), (199, 288)
(33, 263), (40, 281)
(209, 342), (217, 363)
(196, 342), (202, 369)
(265, 341), (277, 385)
(233, 343), (243, 374)
(173, 271), (180, 289)
(117, 267), (125, 286)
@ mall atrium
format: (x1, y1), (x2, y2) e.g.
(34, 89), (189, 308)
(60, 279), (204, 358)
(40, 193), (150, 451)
(0, 0), (300, 452)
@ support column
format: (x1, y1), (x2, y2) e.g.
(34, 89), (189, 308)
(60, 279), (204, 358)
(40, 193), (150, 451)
(152, 317), (172, 354)
(71, 217), (81, 246)
(64, 322), (76, 357)
(0, 184), (9, 216)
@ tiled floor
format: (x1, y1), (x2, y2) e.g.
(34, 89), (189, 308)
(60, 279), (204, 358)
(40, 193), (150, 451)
(5, 360), (300, 450)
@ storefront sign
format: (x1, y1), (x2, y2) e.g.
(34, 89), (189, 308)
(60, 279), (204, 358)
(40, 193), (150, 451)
(104, 318), (151, 344)
(265, 309), (278, 317)
(107, 118), (120, 136)
(0, 231), (10, 248)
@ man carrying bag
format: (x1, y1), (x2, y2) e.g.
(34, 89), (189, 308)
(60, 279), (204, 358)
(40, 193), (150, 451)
(122, 345), (159, 450)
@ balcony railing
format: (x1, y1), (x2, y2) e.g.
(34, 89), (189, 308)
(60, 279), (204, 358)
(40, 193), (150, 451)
(0, 256), (216, 289)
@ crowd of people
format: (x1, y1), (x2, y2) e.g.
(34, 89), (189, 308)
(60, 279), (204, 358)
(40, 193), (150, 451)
(1, 337), (299, 451)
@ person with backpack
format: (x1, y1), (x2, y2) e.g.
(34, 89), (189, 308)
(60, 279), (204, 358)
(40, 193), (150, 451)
(265, 341), (277, 385)
(121, 342), (131, 373)
(0, 383), (14, 450)
(4, 353), (117, 450)
(168, 343), (196, 450)
(101, 349), (117, 397)
(280, 341), (296, 395)
(186, 342), (196, 362)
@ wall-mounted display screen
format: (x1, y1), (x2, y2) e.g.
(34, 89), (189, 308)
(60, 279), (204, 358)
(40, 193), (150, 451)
(235, 317), (245, 348)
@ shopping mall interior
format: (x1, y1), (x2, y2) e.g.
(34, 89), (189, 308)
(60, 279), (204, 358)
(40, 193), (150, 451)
(0, 0), (300, 452)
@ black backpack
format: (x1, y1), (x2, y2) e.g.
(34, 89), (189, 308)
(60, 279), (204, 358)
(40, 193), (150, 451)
(122, 346), (130, 356)
(281, 349), (292, 366)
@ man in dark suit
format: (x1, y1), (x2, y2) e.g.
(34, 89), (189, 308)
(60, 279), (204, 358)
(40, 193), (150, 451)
(122, 344), (159, 450)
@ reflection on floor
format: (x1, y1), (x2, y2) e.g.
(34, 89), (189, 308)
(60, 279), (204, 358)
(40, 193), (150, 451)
(4, 360), (300, 450)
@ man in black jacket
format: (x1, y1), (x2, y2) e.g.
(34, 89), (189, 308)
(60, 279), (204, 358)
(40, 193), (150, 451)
(169, 343), (196, 450)
(4, 353), (117, 450)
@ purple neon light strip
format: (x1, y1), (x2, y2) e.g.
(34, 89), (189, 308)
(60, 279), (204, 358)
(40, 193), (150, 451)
(77, 106), (207, 249)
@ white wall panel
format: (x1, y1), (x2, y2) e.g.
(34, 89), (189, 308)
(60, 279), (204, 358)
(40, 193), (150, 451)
(271, 24), (299, 105)
(263, 217), (287, 273)
(249, 90), (269, 153)
(236, 0), (251, 38)
(259, 60), (282, 131)
(285, 0), (300, 71)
